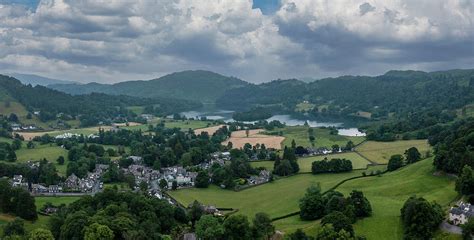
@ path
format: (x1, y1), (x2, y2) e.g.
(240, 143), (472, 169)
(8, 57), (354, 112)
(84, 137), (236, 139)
(440, 221), (462, 235)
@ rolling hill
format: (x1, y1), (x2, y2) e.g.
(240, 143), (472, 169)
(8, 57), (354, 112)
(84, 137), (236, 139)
(10, 73), (78, 86)
(0, 75), (200, 128)
(49, 70), (249, 104)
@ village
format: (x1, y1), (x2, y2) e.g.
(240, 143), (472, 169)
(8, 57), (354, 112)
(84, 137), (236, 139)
(7, 150), (273, 201)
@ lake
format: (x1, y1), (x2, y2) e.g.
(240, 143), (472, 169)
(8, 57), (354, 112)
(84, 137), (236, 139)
(179, 110), (366, 137)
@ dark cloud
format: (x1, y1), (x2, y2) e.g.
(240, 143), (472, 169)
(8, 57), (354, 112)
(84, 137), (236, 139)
(359, 3), (375, 16)
(0, 0), (472, 83)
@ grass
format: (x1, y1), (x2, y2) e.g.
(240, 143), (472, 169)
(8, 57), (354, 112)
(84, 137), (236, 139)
(335, 158), (457, 240)
(26, 196), (80, 231)
(15, 143), (68, 175)
(355, 140), (431, 164)
(266, 126), (365, 149)
(273, 215), (321, 236)
(0, 101), (28, 116)
(251, 152), (372, 172)
(0, 196), (81, 233)
(121, 119), (219, 132)
(104, 182), (131, 191)
(169, 165), (386, 219)
(126, 106), (145, 115)
(295, 102), (315, 112)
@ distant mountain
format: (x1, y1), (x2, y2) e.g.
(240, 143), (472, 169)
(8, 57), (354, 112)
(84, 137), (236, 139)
(49, 70), (249, 104)
(10, 73), (78, 86)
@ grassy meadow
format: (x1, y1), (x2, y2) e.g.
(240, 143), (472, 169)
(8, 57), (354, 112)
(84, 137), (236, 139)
(355, 140), (431, 164)
(169, 165), (386, 219)
(270, 158), (458, 239)
(336, 158), (457, 239)
(251, 152), (372, 171)
(15, 143), (68, 175)
(266, 126), (365, 149)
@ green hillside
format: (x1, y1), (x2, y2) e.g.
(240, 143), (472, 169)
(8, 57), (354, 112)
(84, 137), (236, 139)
(0, 75), (199, 128)
(50, 70), (248, 104)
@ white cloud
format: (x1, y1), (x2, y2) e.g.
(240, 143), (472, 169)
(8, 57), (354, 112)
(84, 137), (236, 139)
(0, 0), (472, 83)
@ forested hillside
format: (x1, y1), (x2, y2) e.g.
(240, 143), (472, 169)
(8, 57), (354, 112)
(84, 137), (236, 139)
(0, 75), (199, 127)
(49, 70), (248, 103)
(218, 69), (474, 140)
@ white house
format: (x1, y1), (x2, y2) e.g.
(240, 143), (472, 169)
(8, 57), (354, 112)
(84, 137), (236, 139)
(449, 202), (474, 225)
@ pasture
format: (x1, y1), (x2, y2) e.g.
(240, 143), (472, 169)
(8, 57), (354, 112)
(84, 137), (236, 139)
(15, 126), (113, 141)
(35, 196), (81, 209)
(336, 158), (457, 240)
(194, 124), (226, 136)
(265, 126), (365, 149)
(355, 140), (431, 164)
(15, 143), (68, 175)
(222, 129), (285, 149)
(251, 152), (372, 172)
(169, 165), (386, 219)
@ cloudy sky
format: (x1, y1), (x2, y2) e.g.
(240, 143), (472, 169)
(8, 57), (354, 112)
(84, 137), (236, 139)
(0, 0), (472, 83)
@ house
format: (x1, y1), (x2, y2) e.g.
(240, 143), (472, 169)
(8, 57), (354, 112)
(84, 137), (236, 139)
(48, 185), (62, 193)
(176, 174), (191, 185)
(12, 175), (23, 187)
(449, 202), (474, 225)
(183, 233), (197, 240)
(140, 114), (154, 121)
(128, 156), (143, 164)
(11, 123), (21, 131)
(32, 184), (48, 193)
(65, 173), (79, 189)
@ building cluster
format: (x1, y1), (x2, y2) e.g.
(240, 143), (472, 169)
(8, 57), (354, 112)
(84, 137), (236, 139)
(305, 147), (344, 156)
(63, 164), (108, 192)
(449, 202), (474, 225)
(54, 133), (99, 139)
(11, 163), (108, 195)
(121, 156), (199, 191)
(10, 123), (37, 131)
(123, 163), (160, 186)
(11, 174), (63, 194)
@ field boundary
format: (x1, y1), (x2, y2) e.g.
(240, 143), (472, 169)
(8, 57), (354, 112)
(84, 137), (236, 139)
(269, 173), (384, 222)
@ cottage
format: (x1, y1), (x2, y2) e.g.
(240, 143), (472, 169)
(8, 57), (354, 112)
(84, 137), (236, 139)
(32, 184), (48, 193)
(48, 185), (62, 193)
(128, 156), (143, 164)
(449, 202), (474, 225)
(65, 173), (79, 189)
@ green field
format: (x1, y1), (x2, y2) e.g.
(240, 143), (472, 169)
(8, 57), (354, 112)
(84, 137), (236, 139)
(251, 152), (371, 171)
(355, 140), (431, 164)
(15, 143), (68, 175)
(0, 196), (81, 233)
(266, 126), (365, 149)
(170, 165), (386, 219)
(24, 196), (81, 231)
(126, 106), (145, 115)
(121, 119), (218, 132)
(336, 158), (457, 240)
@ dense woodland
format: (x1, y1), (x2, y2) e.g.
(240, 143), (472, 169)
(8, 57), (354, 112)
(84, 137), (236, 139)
(0, 75), (200, 126)
(430, 118), (474, 174)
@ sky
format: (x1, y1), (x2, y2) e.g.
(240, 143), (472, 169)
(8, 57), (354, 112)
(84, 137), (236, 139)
(0, 0), (472, 83)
